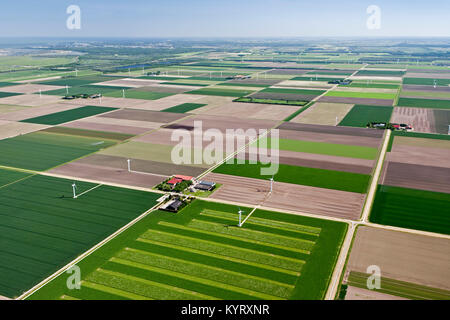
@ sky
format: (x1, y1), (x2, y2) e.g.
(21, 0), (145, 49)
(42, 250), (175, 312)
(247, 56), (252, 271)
(0, 0), (449, 38)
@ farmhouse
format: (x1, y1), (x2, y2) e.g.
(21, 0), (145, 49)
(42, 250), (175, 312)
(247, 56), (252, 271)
(195, 180), (216, 191)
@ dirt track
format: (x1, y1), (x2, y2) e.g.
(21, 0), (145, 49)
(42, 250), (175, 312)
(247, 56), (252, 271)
(205, 172), (365, 220)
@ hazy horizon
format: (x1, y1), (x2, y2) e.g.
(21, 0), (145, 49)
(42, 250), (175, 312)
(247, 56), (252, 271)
(1, 0), (449, 38)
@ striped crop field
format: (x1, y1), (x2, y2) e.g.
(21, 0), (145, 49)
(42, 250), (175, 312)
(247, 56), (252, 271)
(0, 172), (161, 299)
(28, 200), (347, 300)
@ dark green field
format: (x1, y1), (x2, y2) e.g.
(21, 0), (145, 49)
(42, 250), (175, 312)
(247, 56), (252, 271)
(21, 106), (117, 125)
(38, 75), (122, 87)
(0, 169), (31, 187)
(0, 82), (17, 88)
(162, 103), (207, 113)
(434, 110), (450, 134)
(397, 97), (450, 109)
(403, 78), (450, 86)
(0, 92), (22, 98)
(43, 85), (129, 96)
(0, 131), (116, 171)
(343, 83), (400, 89)
(339, 105), (393, 127)
(0, 172), (160, 299)
(28, 200), (347, 300)
(370, 185), (450, 235)
(213, 162), (371, 193)
(104, 89), (174, 100)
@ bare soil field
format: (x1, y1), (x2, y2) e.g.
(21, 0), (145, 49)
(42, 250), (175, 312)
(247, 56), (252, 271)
(381, 162), (450, 193)
(238, 149), (374, 174)
(0, 93), (61, 106)
(266, 68), (312, 75)
(74, 154), (206, 177)
(0, 83), (65, 94)
(394, 136), (450, 149)
(0, 104), (32, 114)
(166, 114), (279, 133)
(336, 87), (398, 94)
(99, 109), (187, 123)
(345, 286), (407, 300)
(349, 76), (402, 82)
(62, 120), (151, 135)
(277, 80), (334, 89)
(226, 79), (281, 85)
(70, 115), (162, 130)
(133, 85), (190, 94)
(0, 103), (80, 121)
(391, 107), (436, 133)
(202, 101), (299, 121)
(346, 226), (450, 291)
(60, 96), (150, 109)
(402, 85), (450, 92)
(291, 102), (354, 126)
(278, 122), (384, 139)
(125, 94), (205, 111)
(318, 96), (394, 107)
(205, 172), (365, 220)
(387, 144), (450, 169)
(249, 92), (317, 102)
(0, 121), (50, 140)
(405, 72), (450, 79)
(48, 162), (165, 189)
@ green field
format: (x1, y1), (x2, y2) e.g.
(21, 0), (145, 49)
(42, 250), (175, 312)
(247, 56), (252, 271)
(0, 172), (160, 299)
(43, 85), (129, 96)
(0, 131), (116, 171)
(370, 185), (450, 235)
(218, 82), (272, 88)
(356, 70), (405, 77)
(162, 103), (207, 113)
(403, 78), (450, 86)
(306, 70), (353, 76)
(0, 169), (31, 187)
(257, 137), (378, 160)
(339, 105), (393, 127)
(397, 97), (450, 109)
(38, 75), (121, 87)
(40, 127), (135, 141)
(235, 97), (308, 106)
(28, 200), (347, 300)
(325, 91), (396, 100)
(347, 272), (450, 300)
(21, 106), (117, 125)
(343, 83), (400, 89)
(0, 82), (17, 88)
(186, 87), (255, 97)
(0, 92), (22, 98)
(213, 162), (371, 193)
(104, 89), (174, 100)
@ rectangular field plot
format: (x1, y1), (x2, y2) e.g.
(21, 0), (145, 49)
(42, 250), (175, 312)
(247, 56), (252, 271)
(370, 185), (450, 235)
(339, 105), (393, 127)
(28, 200), (347, 300)
(345, 226), (450, 300)
(42, 85), (129, 96)
(162, 103), (207, 113)
(37, 75), (123, 87)
(213, 161), (371, 194)
(325, 91), (396, 100)
(0, 173), (160, 298)
(186, 87), (255, 97)
(397, 97), (450, 109)
(104, 89), (175, 100)
(403, 78), (450, 86)
(21, 106), (117, 125)
(0, 131), (116, 171)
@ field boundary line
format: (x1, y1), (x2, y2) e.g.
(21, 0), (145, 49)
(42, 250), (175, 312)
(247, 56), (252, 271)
(16, 200), (164, 300)
(75, 183), (103, 198)
(360, 129), (391, 222)
(0, 173), (36, 190)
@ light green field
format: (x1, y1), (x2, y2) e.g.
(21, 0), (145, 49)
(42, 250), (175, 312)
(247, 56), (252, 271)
(257, 137), (378, 160)
(325, 91), (396, 100)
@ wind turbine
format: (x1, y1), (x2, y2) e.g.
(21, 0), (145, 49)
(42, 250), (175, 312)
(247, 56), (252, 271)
(238, 208), (245, 227)
(122, 89), (125, 98)
(269, 175), (274, 193)
(127, 159), (131, 172)
(65, 85), (69, 95)
(72, 182), (77, 199)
